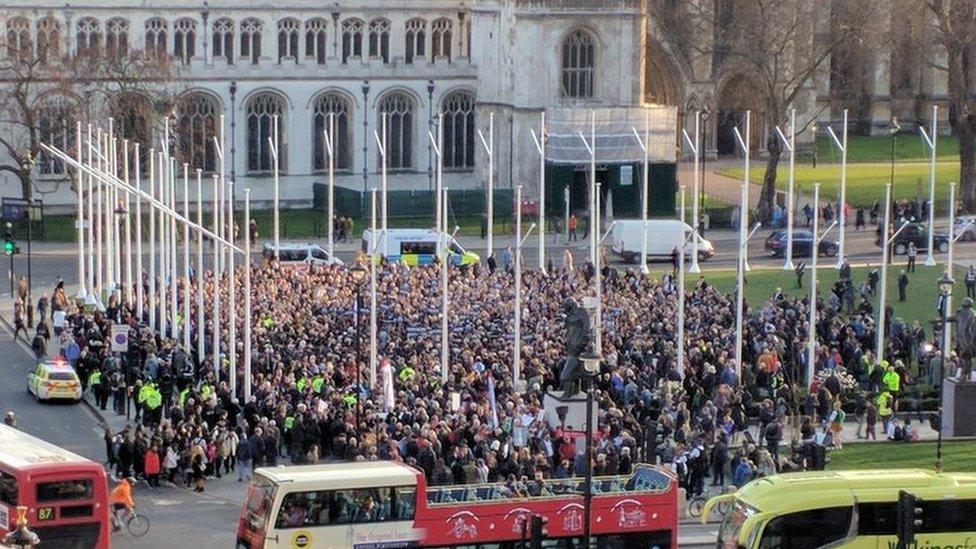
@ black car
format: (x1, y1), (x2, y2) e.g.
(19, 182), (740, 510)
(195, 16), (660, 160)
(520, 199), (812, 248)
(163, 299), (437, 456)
(764, 229), (839, 258)
(874, 222), (950, 254)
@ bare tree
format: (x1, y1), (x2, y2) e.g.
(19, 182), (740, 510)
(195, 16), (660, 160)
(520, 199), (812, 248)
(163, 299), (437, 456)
(926, 0), (976, 212)
(0, 25), (176, 201)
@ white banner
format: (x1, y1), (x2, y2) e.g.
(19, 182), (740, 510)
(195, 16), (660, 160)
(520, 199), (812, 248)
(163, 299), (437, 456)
(545, 105), (678, 165)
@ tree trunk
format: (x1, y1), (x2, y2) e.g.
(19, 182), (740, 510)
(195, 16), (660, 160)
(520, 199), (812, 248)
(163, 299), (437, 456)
(958, 120), (976, 213)
(758, 135), (783, 223)
(19, 169), (31, 202)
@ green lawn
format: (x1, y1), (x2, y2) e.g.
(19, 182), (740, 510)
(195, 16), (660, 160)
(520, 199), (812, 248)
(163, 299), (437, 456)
(827, 441), (976, 473)
(640, 264), (959, 326)
(812, 134), (960, 164)
(719, 162), (959, 208)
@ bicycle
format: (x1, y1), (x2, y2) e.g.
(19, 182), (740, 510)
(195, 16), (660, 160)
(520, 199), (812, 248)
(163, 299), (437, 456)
(687, 487), (732, 519)
(114, 508), (151, 538)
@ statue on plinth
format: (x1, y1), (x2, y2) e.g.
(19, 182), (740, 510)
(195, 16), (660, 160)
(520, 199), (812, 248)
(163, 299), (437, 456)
(559, 297), (592, 397)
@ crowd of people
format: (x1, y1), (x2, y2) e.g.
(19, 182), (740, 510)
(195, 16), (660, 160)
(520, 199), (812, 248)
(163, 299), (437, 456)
(21, 220), (953, 499)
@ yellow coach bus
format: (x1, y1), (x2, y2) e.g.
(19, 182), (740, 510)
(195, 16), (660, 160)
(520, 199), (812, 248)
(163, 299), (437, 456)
(702, 469), (976, 549)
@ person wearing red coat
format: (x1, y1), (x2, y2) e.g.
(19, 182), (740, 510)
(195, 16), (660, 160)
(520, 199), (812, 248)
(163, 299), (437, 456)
(144, 445), (161, 487)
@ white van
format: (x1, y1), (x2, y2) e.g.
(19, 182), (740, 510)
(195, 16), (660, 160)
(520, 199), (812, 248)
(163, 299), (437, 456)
(362, 228), (479, 266)
(261, 243), (343, 266)
(610, 219), (715, 263)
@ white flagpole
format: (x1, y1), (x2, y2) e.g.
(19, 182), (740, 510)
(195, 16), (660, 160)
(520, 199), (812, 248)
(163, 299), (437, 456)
(326, 113), (335, 258)
(733, 111), (751, 379)
(369, 188), (378, 388)
(589, 111), (597, 264)
(441, 186), (450, 384)
(95, 128), (103, 299)
(877, 183), (893, 363)
(272, 114), (280, 259)
(530, 113), (546, 271)
(637, 112), (654, 273)
(690, 111), (701, 274)
(807, 183), (821, 388)
(828, 109), (849, 269)
(169, 159), (178, 339)
(595, 181), (603, 355)
(677, 185), (686, 377)
(923, 105), (939, 267)
(244, 188), (252, 400)
(785, 109), (797, 270)
(515, 184), (523, 383)
(105, 125), (115, 294)
(381, 112), (388, 237)
(86, 125), (95, 299)
(123, 140), (133, 306)
(478, 113), (495, 260)
(183, 164), (191, 351)
(74, 121), (86, 300)
(158, 151), (167, 337)
(196, 169), (205, 366)
(148, 150), (156, 328)
(135, 144), (143, 320)
(228, 179), (237, 397)
(212, 174), (221, 380)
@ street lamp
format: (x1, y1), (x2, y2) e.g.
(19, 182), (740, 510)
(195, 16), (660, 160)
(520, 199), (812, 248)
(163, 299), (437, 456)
(2, 506), (39, 548)
(350, 263), (368, 429)
(114, 199), (127, 309)
(579, 349), (601, 549)
(810, 122), (819, 169)
(934, 272), (953, 473)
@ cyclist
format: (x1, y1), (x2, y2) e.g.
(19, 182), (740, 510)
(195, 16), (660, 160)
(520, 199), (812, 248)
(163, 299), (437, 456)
(109, 477), (135, 532)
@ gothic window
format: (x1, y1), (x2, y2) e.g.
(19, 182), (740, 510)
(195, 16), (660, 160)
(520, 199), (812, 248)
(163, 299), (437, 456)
(431, 18), (452, 61)
(110, 92), (154, 171)
(5, 17), (30, 59)
(405, 18), (426, 64)
(312, 93), (351, 171)
(75, 17), (100, 56)
(36, 18), (61, 63)
(212, 18), (234, 64)
(304, 18), (327, 65)
(105, 18), (129, 57)
(38, 101), (74, 176)
(441, 91), (475, 169)
(341, 18), (363, 63)
(277, 18), (299, 63)
(240, 18), (263, 65)
(144, 18), (168, 58)
(173, 18), (196, 65)
(561, 29), (595, 99)
(176, 93), (219, 173)
(368, 18), (389, 63)
(246, 93), (284, 172)
(378, 92), (414, 170)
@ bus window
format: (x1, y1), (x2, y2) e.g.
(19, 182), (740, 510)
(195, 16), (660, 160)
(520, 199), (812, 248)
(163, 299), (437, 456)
(758, 506), (852, 549)
(916, 499), (976, 533)
(275, 491), (330, 529)
(395, 486), (416, 520)
(402, 242), (436, 255)
(36, 479), (93, 502)
(857, 502), (897, 535)
(0, 469), (17, 505)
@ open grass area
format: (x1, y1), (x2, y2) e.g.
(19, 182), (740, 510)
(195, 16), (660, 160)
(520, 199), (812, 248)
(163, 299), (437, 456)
(719, 162), (959, 208)
(827, 440), (976, 472)
(812, 134), (960, 164)
(638, 264), (960, 326)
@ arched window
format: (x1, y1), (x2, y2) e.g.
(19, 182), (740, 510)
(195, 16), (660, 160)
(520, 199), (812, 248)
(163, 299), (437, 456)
(75, 17), (101, 56)
(441, 91), (475, 169)
(105, 18), (129, 57)
(277, 18), (299, 63)
(173, 18), (196, 65)
(431, 18), (452, 61)
(144, 18), (167, 58)
(304, 18), (327, 65)
(110, 93), (154, 163)
(368, 18), (389, 63)
(37, 100), (75, 176)
(5, 17), (30, 59)
(561, 30), (595, 99)
(405, 18), (426, 64)
(240, 18), (262, 65)
(246, 93), (284, 172)
(212, 18), (233, 64)
(378, 92), (414, 170)
(36, 18), (61, 63)
(177, 93), (219, 173)
(312, 93), (351, 171)
(341, 18), (363, 64)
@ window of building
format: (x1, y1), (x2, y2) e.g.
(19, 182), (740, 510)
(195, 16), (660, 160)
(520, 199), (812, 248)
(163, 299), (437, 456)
(212, 18), (234, 64)
(105, 18), (129, 57)
(304, 18), (327, 65)
(758, 507), (853, 549)
(35, 18), (61, 63)
(246, 93), (284, 172)
(177, 93), (219, 173)
(561, 29), (595, 99)
(76, 17), (101, 56)
(144, 18), (168, 58)
(441, 91), (475, 169)
(240, 18), (263, 65)
(341, 18), (363, 63)
(378, 92), (414, 170)
(368, 18), (389, 63)
(38, 102), (74, 176)
(405, 18), (426, 64)
(5, 17), (30, 59)
(110, 92), (154, 171)
(312, 93), (350, 171)
(174, 18), (196, 65)
(431, 18), (452, 61)
(277, 18), (299, 63)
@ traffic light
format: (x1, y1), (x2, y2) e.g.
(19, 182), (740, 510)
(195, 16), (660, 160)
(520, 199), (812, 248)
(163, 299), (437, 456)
(896, 490), (923, 548)
(3, 226), (14, 256)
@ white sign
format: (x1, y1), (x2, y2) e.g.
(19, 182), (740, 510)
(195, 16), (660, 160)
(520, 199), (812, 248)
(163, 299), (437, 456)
(110, 324), (129, 352)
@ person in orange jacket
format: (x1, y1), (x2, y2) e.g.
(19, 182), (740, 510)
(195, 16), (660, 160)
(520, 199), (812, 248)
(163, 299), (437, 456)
(109, 477), (135, 532)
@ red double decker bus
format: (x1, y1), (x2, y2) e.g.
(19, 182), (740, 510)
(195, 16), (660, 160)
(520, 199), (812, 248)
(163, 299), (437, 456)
(237, 461), (677, 548)
(0, 424), (110, 549)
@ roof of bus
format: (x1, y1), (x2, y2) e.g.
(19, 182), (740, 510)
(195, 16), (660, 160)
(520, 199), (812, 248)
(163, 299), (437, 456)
(254, 461), (420, 488)
(0, 424), (92, 470)
(737, 469), (976, 513)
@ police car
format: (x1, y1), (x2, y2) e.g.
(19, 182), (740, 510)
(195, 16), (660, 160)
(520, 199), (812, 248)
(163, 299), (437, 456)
(27, 360), (83, 403)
